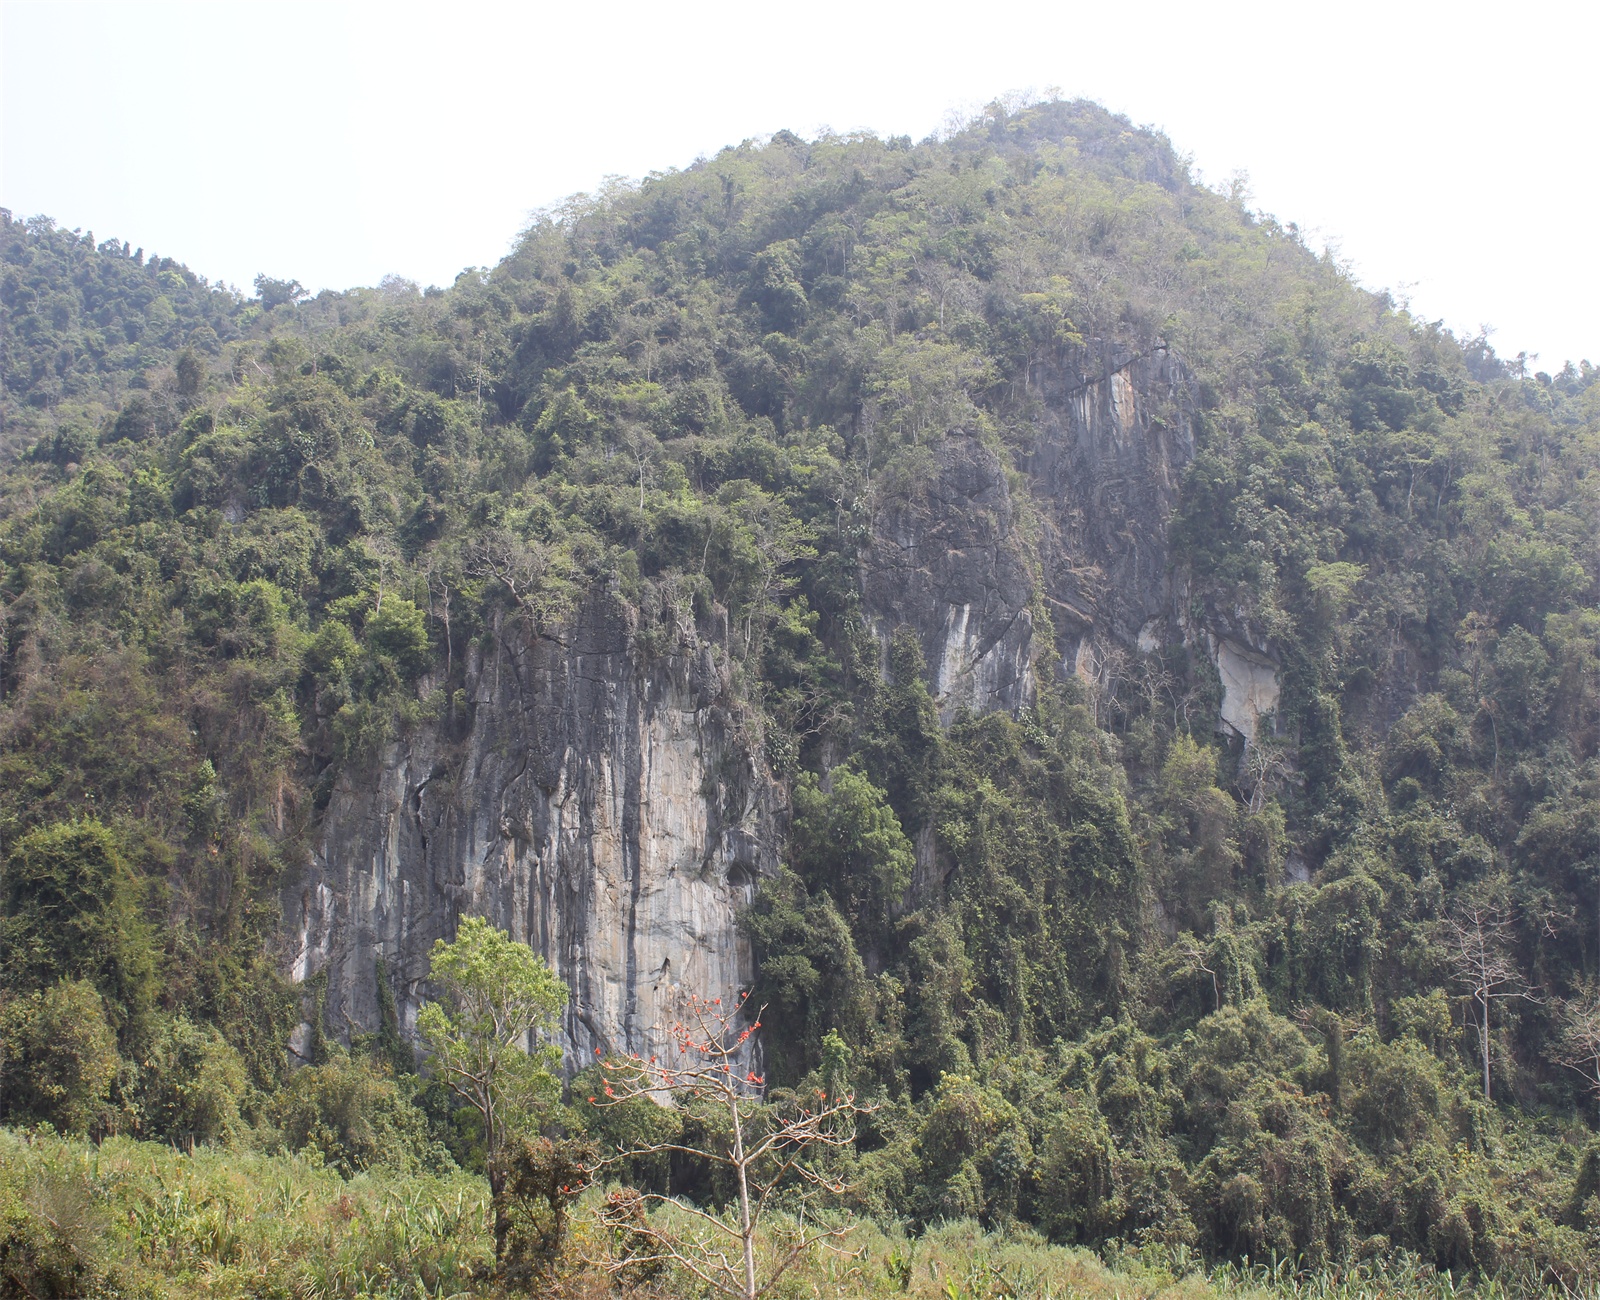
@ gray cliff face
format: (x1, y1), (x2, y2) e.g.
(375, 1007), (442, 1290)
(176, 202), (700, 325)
(862, 435), (1037, 723)
(291, 343), (1275, 1066)
(288, 588), (775, 1068)
(861, 344), (1201, 722)
(1029, 345), (1198, 666)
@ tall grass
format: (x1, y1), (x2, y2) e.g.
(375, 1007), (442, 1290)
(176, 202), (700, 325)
(0, 1128), (492, 1298)
(1, 1130), (1592, 1299)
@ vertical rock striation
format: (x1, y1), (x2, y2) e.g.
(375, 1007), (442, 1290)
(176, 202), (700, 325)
(1029, 345), (1199, 669)
(288, 588), (776, 1067)
(860, 343), (1205, 720)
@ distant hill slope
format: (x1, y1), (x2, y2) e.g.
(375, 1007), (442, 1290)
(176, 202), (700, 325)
(0, 211), (253, 458)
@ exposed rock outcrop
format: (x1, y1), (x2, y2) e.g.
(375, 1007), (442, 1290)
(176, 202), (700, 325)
(1213, 635), (1281, 744)
(291, 341), (1279, 1068)
(862, 436), (1036, 723)
(861, 343), (1210, 720)
(1029, 345), (1198, 658)
(287, 588), (776, 1067)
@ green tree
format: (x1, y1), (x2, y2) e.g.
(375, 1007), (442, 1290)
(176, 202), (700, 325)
(416, 918), (567, 1233)
(742, 869), (876, 1085)
(136, 1014), (249, 1148)
(270, 1053), (433, 1174)
(1035, 1092), (1119, 1243)
(788, 768), (913, 942)
(0, 979), (119, 1134)
(365, 596), (432, 678)
(0, 820), (157, 1039)
(254, 274), (306, 310)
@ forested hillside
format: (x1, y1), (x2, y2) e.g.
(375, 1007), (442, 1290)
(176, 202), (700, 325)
(2, 97), (1598, 1294)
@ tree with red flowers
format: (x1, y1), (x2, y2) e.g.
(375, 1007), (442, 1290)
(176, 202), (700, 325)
(587, 992), (868, 1300)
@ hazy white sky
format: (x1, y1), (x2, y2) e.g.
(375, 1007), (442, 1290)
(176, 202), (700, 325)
(3, 0), (1595, 367)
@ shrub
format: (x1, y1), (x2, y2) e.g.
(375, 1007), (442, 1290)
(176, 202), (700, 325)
(0, 820), (157, 1037)
(134, 1014), (249, 1147)
(269, 1054), (435, 1174)
(0, 979), (119, 1134)
(0, 1164), (115, 1299)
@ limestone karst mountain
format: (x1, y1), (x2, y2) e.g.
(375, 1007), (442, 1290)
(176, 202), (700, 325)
(2, 96), (1597, 1273)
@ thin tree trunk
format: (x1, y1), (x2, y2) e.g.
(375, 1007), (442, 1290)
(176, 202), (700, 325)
(731, 1092), (756, 1299)
(490, 1160), (511, 1259)
(1479, 995), (1492, 1101)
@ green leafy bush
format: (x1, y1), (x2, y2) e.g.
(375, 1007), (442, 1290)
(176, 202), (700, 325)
(133, 1014), (249, 1148)
(269, 1054), (437, 1174)
(0, 979), (118, 1134)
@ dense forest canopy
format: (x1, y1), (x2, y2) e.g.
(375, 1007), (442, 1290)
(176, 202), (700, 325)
(2, 95), (1599, 1291)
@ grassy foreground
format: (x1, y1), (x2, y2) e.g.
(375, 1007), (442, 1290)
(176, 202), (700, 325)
(0, 1129), (1583, 1299)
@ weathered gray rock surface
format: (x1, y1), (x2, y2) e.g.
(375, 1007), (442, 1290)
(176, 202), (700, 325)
(289, 342), (1274, 1067)
(861, 343), (1201, 719)
(287, 588), (776, 1067)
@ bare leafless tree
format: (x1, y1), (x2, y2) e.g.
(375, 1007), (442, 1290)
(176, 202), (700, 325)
(467, 529), (547, 609)
(1080, 641), (1130, 731)
(784, 679), (852, 750)
(1442, 904), (1540, 1100)
(587, 993), (869, 1300)
(620, 423), (658, 512)
(1176, 936), (1221, 1013)
(1556, 987), (1600, 1120)
(365, 534), (402, 613)
(418, 551), (459, 677)
(466, 333), (492, 425)
(1135, 653), (1174, 721)
(1242, 732), (1292, 814)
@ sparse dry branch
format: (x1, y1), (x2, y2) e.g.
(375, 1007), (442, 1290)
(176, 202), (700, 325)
(1242, 731), (1291, 813)
(1176, 936), (1221, 1012)
(1556, 987), (1600, 1119)
(585, 992), (872, 1300)
(1442, 903), (1541, 1101)
(466, 528), (547, 608)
